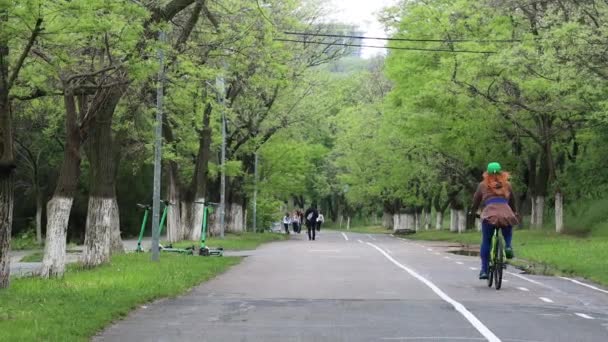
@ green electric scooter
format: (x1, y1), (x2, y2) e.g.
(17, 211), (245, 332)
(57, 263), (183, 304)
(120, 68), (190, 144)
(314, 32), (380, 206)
(196, 202), (223, 256)
(135, 200), (195, 255)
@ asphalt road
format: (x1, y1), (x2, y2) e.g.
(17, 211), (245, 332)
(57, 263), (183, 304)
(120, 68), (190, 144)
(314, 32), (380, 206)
(95, 231), (608, 342)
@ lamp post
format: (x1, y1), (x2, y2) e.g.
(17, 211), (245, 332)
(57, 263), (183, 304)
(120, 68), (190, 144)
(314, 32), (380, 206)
(151, 30), (165, 262)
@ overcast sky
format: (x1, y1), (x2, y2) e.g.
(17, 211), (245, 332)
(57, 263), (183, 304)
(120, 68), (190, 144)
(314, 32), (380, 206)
(326, 0), (398, 58)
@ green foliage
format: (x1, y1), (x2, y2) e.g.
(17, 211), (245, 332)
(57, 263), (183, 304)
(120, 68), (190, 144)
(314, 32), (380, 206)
(0, 254), (240, 341)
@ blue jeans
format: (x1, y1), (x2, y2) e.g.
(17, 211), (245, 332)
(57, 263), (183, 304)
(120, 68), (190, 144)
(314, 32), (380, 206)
(480, 221), (512, 273)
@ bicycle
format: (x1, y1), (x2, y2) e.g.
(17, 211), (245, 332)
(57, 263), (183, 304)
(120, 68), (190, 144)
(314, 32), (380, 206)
(487, 227), (507, 290)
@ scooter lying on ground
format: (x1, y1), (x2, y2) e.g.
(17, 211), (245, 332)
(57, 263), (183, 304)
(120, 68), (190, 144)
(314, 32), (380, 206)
(135, 200), (222, 256)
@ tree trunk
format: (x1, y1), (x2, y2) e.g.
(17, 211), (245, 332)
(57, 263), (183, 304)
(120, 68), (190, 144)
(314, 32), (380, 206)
(165, 163), (182, 243)
(41, 91), (82, 278)
(450, 208), (458, 232)
(457, 210), (466, 233)
(530, 196), (537, 227)
(346, 216), (351, 230)
(0, 36), (15, 288)
(82, 89), (124, 267)
(0, 170), (13, 288)
(555, 191), (563, 233)
(35, 191), (43, 244)
(382, 211), (393, 229)
(414, 211), (420, 231)
(179, 102), (212, 241)
(435, 211), (443, 230)
(476, 217), (482, 231)
(535, 196), (545, 228)
(423, 208), (430, 230)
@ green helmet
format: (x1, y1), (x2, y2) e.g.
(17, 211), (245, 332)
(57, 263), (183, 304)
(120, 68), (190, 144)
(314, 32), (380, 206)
(487, 162), (502, 174)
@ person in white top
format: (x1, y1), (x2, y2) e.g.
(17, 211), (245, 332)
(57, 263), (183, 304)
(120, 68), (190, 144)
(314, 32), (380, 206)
(316, 212), (324, 232)
(282, 213), (291, 234)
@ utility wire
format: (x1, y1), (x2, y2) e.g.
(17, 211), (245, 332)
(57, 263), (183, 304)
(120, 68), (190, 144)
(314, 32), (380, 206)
(284, 31), (522, 43)
(274, 38), (496, 54)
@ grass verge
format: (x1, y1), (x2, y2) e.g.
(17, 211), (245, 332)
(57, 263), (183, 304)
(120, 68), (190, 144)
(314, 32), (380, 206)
(0, 253), (240, 341)
(169, 232), (288, 250)
(406, 228), (608, 286)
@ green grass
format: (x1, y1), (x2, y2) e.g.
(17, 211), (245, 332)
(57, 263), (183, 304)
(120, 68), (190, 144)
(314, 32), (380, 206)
(326, 225), (391, 235)
(169, 232), (288, 250)
(0, 253), (240, 341)
(11, 234), (41, 250)
(406, 228), (608, 286)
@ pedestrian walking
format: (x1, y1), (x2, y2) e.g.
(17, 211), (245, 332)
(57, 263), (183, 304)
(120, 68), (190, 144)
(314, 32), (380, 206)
(292, 211), (300, 234)
(304, 206), (319, 241)
(282, 213), (291, 234)
(316, 211), (324, 232)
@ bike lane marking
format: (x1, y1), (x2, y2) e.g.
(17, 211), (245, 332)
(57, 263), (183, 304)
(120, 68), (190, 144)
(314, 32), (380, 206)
(366, 242), (502, 342)
(559, 276), (608, 295)
(575, 313), (595, 320)
(341, 232), (349, 241)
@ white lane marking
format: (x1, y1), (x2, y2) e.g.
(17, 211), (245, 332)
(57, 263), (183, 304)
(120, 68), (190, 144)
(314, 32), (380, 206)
(470, 267), (478, 271)
(443, 256), (452, 260)
(456, 261), (464, 265)
(560, 276), (608, 295)
(357, 239), (364, 244)
(367, 234), (377, 241)
(427, 248), (433, 252)
(506, 272), (546, 287)
(381, 338), (481, 341)
(341, 232), (349, 241)
(517, 287), (529, 292)
(502, 279), (509, 283)
(575, 313), (594, 320)
(539, 297), (554, 303)
(366, 242), (501, 342)
(434, 252), (441, 256)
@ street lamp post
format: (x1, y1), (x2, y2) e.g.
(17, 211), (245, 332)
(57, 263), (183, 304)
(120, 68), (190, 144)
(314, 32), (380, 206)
(216, 76), (226, 239)
(151, 30), (165, 262)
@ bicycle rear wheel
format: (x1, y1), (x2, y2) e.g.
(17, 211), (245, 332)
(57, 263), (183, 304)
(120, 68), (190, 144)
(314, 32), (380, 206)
(494, 236), (504, 290)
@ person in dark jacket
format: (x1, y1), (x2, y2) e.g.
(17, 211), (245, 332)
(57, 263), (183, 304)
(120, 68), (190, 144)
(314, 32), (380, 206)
(304, 206), (318, 241)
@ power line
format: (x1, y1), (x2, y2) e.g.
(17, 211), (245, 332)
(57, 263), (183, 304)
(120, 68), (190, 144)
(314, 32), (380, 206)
(284, 31), (522, 43)
(274, 38), (496, 54)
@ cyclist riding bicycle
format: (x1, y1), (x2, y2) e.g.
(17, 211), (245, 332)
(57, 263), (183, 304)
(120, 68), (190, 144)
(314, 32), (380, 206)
(469, 162), (520, 280)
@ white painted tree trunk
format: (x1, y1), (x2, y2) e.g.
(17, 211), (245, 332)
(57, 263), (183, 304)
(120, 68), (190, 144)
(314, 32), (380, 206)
(41, 196), (73, 277)
(414, 212), (420, 231)
(423, 209), (431, 230)
(346, 216), (351, 230)
(180, 201), (191, 240)
(436, 212), (443, 230)
(457, 210), (466, 233)
(555, 191), (564, 233)
(373, 214), (378, 225)
(208, 208), (220, 236)
(166, 201), (182, 243)
(35, 195), (43, 244)
(227, 203), (245, 233)
(81, 197), (114, 267)
(339, 215), (343, 229)
(450, 209), (458, 232)
(476, 217), (482, 231)
(535, 196), (545, 228)
(392, 214), (400, 232)
(382, 212), (393, 229)
(109, 200), (123, 254)
(189, 199), (205, 241)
